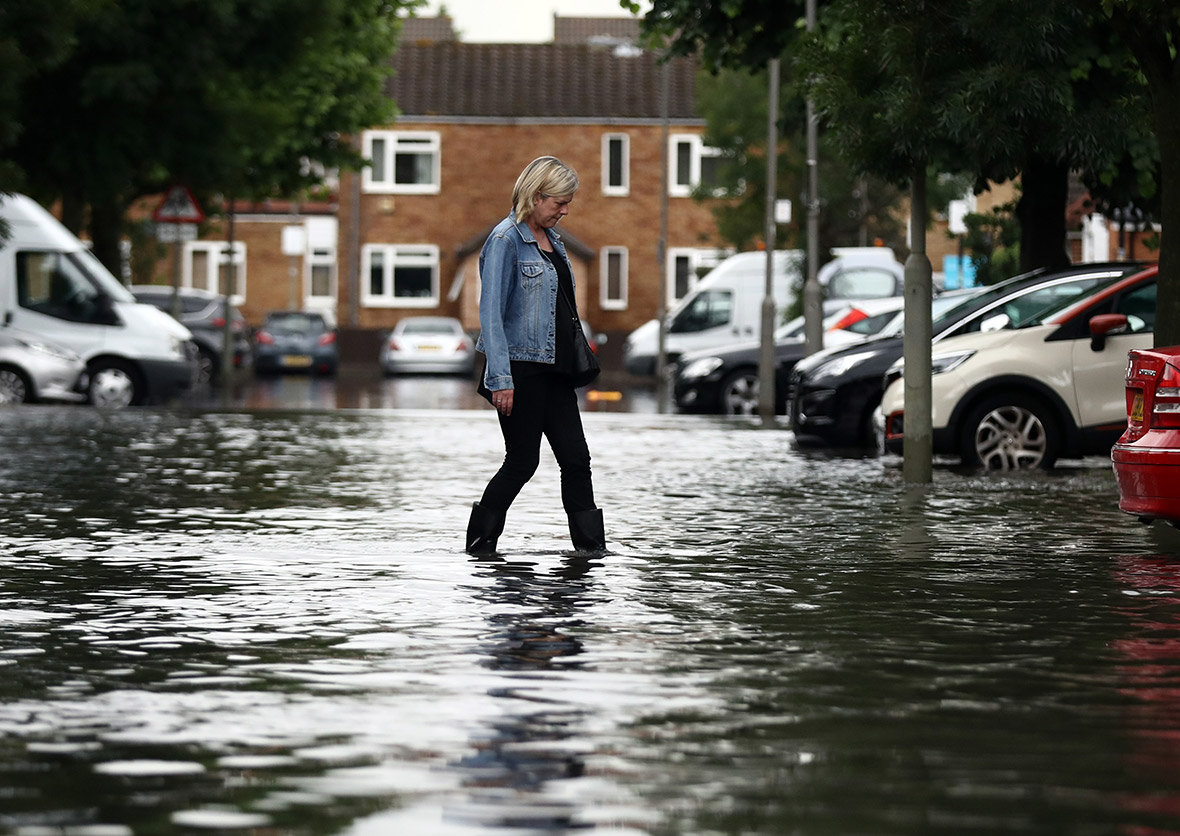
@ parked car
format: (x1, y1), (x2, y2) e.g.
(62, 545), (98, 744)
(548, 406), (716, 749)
(380, 316), (475, 376)
(1112, 345), (1180, 528)
(880, 264), (1158, 470)
(624, 247), (905, 375)
(0, 193), (197, 408)
(0, 327), (88, 405)
(253, 310), (337, 376)
(130, 285), (252, 383)
(788, 263), (1143, 449)
(673, 298), (904, 415)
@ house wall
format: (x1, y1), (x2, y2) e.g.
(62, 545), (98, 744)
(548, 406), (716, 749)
(337, 120), (723, 343)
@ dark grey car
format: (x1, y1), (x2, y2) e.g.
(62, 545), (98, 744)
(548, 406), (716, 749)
(130, 285), (253, 384)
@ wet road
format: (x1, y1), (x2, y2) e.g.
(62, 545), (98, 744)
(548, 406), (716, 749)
(1, 378), (1179, 835)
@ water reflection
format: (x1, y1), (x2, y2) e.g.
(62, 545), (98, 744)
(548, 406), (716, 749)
(449, 555), (601, 830)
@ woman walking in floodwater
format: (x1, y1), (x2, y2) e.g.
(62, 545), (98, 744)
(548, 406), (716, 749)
(466, 156), (606, 556)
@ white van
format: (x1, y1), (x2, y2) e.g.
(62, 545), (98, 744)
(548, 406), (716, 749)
(0, 193), (197, 407)
(624, 247), (904, 375)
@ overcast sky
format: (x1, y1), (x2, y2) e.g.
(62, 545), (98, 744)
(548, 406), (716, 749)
(418, 0), (651, 42)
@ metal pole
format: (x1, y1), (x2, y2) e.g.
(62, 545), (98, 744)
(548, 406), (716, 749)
(220, 200), (236, 387)
(656, 59), (670, 413)
(902, 162), (933, 483)
(803, 0), (824, 356)
(759, 57), (780, 428)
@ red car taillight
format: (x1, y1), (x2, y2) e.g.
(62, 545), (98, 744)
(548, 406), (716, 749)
(318, 332), (336, 347)
(256, 330), (274, 345)
(1152, 362), (1180, 428)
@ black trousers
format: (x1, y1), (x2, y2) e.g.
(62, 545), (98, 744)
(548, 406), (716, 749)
(479, 372), (595, 515)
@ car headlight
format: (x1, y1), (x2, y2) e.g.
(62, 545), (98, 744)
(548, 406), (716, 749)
(814, 350), (877, 380)
(886, 349), (976, 379)
(679, 356), (724, 380)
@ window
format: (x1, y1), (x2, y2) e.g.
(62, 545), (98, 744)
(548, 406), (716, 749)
(185, 241), (246, 304)
(1114, 281), (1156, 333)
(602, 134), (630, 196)
(600, 247), (628, 310)
(669, 133), (724, 197)
(308, 249), (335, 300)
(304, 217), (338, 304)
(16, 251), (120, 325)
(363, 244), (440, 308)
(669, 289), (733, 333)
(666, 248), (727, 306)
(363, 130), (441, 194)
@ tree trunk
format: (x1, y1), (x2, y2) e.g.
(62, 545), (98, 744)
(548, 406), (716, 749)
(59, 192), (84, 236)
(1015, 153), (1071, 274)
(88, 198), (126, 283)
(1152, 71), (1180, 348)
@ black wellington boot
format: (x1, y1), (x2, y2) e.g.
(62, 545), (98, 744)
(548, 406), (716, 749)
(466, 502), (505, 556)
(568, 508), (607, 553)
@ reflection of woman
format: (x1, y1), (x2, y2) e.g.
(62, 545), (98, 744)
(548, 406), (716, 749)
(466, 157), (605, 556)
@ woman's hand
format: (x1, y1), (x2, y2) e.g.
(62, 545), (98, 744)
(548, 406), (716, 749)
(492, 389), (514, 416)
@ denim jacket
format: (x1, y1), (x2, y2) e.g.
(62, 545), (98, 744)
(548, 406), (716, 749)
(476, 212), (574, 392)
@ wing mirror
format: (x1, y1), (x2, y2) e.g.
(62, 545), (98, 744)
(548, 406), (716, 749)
(1089, 313), (1128, 351)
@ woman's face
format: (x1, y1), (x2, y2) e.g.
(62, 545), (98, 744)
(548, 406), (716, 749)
(531, 193), (573, 228)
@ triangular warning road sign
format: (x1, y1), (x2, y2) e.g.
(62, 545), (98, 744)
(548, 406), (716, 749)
(152, 185), (205, 224)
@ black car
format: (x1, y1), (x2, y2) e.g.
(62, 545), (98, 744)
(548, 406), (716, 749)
(674, 299), (905, 415)
(130, 285), (253, 384)
(786, 262), (1144, 448)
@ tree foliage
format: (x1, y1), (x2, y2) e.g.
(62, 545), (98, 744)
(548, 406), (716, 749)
(0, 0), (414, 273)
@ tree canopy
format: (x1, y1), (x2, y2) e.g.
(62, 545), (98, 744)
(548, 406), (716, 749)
(0, 0), (415, 272)
(630, 0), (1158, 277)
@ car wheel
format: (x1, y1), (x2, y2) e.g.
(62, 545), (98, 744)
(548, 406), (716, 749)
(960, 393), (1059, 470)
(88, 360), (140, 409)
(719, 368), (761, 416)
(0, 367), (30, 404)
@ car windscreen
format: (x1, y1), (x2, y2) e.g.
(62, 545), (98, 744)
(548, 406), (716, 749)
(402, 320), (456, 335)
(266, 314), (326, 334)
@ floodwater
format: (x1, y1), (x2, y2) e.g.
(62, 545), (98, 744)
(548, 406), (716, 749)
(2, 377), (1180, 835)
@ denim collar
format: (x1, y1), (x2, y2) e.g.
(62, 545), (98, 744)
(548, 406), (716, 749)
(510, 213), (562, 248)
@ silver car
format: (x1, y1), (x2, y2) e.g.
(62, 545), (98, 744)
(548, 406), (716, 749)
(0, 328), (88, 405)
(380, 316), (475, 376)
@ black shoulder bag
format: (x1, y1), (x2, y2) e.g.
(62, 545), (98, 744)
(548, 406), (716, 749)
(557, 280), (601, 388)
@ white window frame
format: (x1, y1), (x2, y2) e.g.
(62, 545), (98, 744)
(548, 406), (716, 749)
(600, 246), (629, 310)
(183, 240), (246, 305)
(302, 216), (338, 309)
(362, 130), (441, 195)
(669, 133), (724, 198)
(362, 244), (440, 308)
(666, 247), (728, 306)
(601, 133), (630, 196)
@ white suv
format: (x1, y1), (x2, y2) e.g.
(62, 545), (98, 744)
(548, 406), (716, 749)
(880, 265), (1157, 469)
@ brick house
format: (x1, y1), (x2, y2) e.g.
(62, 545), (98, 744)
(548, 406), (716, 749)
(334, 16), (728, 364)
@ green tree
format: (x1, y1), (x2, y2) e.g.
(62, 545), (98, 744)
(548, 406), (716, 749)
(694, 64), (907, 257)
(3, 0), (413, 274)
(1101, 1), (1180, 345)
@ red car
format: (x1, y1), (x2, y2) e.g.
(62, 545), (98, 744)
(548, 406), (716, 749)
(1112, 346), (1180, 526)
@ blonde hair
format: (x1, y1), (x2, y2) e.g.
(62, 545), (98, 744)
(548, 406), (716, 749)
(512, 156), (579, 223)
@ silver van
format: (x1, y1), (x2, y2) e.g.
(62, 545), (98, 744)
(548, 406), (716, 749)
(0, 194), (197, 407)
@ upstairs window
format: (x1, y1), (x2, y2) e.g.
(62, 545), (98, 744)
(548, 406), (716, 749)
(602, 134), (630, 196)
(363, 131), (441, 194)
(600, 247), (628, 309)
(669, 134), (724, 197)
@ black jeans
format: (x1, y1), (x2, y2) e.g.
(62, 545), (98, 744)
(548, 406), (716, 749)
(479, 372), (595, 514)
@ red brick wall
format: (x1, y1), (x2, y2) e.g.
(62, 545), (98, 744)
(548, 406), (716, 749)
(337, 121), (724, 336)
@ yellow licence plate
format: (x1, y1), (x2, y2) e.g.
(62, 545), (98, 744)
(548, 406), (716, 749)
(1131, 391), (1144, 422)
(281, 355), (313, 368)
